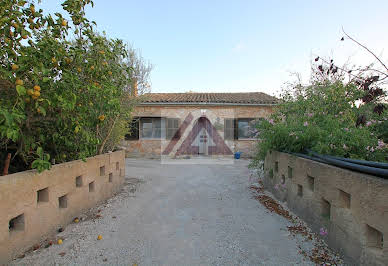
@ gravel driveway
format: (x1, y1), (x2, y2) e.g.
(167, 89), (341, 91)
(12, 158), (313, 265)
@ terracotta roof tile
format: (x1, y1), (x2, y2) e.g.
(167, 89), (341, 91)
(141, 92), (278, 105)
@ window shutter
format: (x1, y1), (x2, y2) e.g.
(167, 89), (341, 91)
(174, 118), (181, 139)
(166, 118), (180, 139)
(224, 119), (235, 140)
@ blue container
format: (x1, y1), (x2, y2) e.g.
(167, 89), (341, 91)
(234, 152), (241, 159)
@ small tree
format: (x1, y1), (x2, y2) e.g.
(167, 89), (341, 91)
(0, 0), (150, 173)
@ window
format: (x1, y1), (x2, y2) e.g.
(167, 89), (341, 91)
(238, 118), (255, 139)
(166, 118), (180, 139)
(140, 117), (165, 139)
(125, 118), (139, 140)
(224, 118), (261, 139)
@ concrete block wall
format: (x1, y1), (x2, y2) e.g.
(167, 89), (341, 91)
(0, 150), (125, 263)
(264, 151), (388, 266)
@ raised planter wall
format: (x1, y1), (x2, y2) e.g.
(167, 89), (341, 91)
(264, 151), (388, 265)
(0, 150), (125, 263)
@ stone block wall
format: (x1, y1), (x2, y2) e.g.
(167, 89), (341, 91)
(0, 150), (125, 263)
(264, 151), (388, 265)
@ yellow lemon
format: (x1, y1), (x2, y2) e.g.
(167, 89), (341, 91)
(27, 89), (34, 96)
(33, 90), (40, 97)
(33, 85), (41, 91)
(57, 239), (63, 245)
(98, 115), (105, 122)
(74, 218), (79, 223)
(11, 64), (19, 71)
(97, 235), (102, 240)
(15, 79), (23, 86)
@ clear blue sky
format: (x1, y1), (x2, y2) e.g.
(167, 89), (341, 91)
(38, 0), (388, 96)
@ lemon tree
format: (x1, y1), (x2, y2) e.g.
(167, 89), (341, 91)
(0, 0), (137, 173)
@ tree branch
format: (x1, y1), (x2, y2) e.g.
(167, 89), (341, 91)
(342, 28), (388, 73)
(98, 115), (119, 155)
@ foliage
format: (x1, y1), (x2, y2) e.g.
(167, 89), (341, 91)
(0, 0), (148, 173)
(125, 45), (153, 95)
(252, 70), (388, 165)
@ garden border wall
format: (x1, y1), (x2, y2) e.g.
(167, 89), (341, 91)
(264, 151), (388, 266)
(0, 150), (125, 263)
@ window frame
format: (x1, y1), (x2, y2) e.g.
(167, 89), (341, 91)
(237, 118), (255, 140)
(140, 117), (165, 140)
(224, 118), (261, 140)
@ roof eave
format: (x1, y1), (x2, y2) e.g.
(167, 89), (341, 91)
(139, 102), (278, 106)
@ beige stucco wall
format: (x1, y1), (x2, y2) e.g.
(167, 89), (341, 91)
(264, 151), (388, 265)
(123, 104), (273, 158)
(0, 150), (125, 263)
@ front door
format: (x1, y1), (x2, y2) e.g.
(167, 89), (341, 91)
(198, 127), (208, 155)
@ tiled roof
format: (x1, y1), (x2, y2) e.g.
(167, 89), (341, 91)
(141, 92), (278, 105)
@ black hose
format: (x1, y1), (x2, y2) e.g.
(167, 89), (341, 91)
(288, 152), (327, 164)
(321, 154), (388, 169)
(307, 150), (388, 178)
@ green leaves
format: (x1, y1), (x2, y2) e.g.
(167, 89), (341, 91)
(16, 85), (26, 95)
(32, 147), (51, 173)
(255, 81), (388, 162)
(1, 0), (141, 173)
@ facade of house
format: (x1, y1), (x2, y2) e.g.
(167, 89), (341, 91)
(121, 92), (278, 158)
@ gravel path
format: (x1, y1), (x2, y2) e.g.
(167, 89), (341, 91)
(12, 158), (315, 265)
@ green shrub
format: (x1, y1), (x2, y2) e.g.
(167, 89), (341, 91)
(253, 80), (388, 163)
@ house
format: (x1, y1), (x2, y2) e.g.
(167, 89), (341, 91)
(122, 92), (278, 158)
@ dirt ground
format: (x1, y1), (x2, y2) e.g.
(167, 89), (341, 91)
(11, 158), (340, 265)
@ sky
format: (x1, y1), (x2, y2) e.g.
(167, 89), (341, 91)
(38, 0), (388, 96)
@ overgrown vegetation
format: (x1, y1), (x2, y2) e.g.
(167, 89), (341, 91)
(252, 33), (388, 165)
(0, 0), (151, 173)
